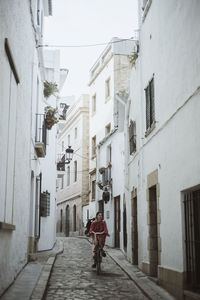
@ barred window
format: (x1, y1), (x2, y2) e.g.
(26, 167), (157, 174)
(145, 78), (155, 131)
(129, 120), (136, 155)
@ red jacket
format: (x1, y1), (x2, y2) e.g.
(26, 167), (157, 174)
(89, 220), (108, 234)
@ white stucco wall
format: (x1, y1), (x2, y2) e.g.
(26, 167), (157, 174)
(0, 0), (39, 294)
(88, 39), (134, 249)
(127, 0), (200, 275)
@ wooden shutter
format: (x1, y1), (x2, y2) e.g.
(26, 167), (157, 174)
(145, 86), (150, 130)
(150, 78), (155, 125)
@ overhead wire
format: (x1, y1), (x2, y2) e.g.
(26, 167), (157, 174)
(37, 38), (137, 48)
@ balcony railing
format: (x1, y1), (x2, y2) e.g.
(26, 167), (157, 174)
(102, 167), (111, 186)
(57, 154), (65, 171)
(35, 114), (47, 157)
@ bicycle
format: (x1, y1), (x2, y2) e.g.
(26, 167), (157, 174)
(91, 232), (104, 275)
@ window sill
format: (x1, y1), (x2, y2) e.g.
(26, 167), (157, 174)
(145, 122), (156, 137)
(0, 221), (16, 231)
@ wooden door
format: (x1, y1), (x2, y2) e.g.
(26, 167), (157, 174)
(132, 196), (138, 265)
(114, 196), (120, 248)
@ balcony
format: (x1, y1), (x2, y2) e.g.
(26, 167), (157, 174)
(35, 114), (47, 157)
(57, 154), (65, 177)
(101, 167), (111, 187)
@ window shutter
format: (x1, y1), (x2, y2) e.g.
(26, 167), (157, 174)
(129, 120), (135, 154)
(145, 86), (150, 130)
(150, 78), (155, 125)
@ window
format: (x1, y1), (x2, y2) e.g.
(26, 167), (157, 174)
(92, 94), (96, 114)
(68, 134), (70, 146)
(74, 161), (77, 182)
(145, 77), (155, 131)
(74, 127), (77, 139)
(60, 209), (63, 232)
(106, 144), (112, 165)
(40, 191), (50, 217)
(67, 166), (70, 186)
(105, 78), (110, 99)
(73, 205), (76, 231)
(62, 141), (64, 152)
(61, 176), (64, 189)
(129, 120), (136, 154)
(92, 135), (96, 157)
(105, 123), (111, 136)
(92, 180), (96, 201)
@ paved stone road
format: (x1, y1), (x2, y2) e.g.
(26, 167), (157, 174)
(45, 237), (147, 300)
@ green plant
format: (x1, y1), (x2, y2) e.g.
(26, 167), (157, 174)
(128, 52), (138, 66)
(43, 81), (59, 98)
(44, 106), (59, 129)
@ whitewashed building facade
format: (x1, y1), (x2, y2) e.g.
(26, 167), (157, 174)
(125, 1), (200, 299)
(56, 95), (90, 236)
(0, 0), (56, 296)
(88, 38), (137, 249)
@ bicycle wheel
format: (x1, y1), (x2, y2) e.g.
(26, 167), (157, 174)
(96, 248), (101, 275)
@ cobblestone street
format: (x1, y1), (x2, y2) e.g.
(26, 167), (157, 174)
(45, 238), (147, 300)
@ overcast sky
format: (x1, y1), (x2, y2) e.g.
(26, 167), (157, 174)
(44, 0), (138, 98)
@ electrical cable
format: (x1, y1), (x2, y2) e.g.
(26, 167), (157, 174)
(37, 38), (137, 48)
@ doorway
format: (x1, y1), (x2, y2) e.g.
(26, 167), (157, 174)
(98, 200), (104, 219)
(184, 189), (200, 290)
(123, 198), (127, 251)
(132, 195), (138, 265)
(149, 185), (158, 277)
(65, 205), (70, 237)
(114, 196), (120, 248)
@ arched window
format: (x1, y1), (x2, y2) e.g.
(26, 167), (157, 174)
(73, 205), (76, 232)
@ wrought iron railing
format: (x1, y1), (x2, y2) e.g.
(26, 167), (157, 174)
(102, 167), (111, 186)
(57, 154), (65, 171)
(35, 114), (47, 148)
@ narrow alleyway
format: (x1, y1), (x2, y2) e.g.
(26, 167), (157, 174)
(45, 237), (147, 300)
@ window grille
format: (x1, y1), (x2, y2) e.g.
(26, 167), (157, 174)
(40, 191), (50, 217)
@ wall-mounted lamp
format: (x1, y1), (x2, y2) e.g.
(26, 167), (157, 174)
(65, 146), (74, 162)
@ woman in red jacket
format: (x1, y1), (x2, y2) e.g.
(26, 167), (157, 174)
(89, 211), (109, 268)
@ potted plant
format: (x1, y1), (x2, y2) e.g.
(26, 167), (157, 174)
(128, 52), (138, 67)
(99, 167), (105, 174)
(44, 106), (59, 130)
(43, 81), (59, 98)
